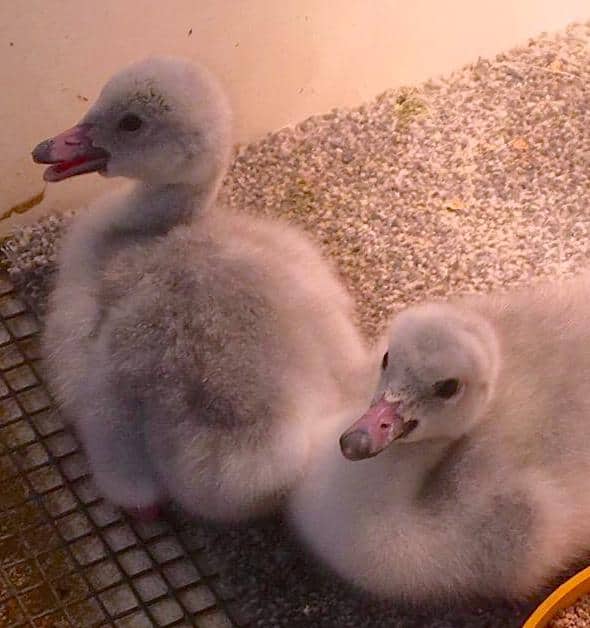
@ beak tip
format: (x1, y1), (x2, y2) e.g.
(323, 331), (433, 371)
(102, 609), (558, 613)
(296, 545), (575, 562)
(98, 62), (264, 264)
(339, 430), (373, 461)
(31, 139), (52, 164)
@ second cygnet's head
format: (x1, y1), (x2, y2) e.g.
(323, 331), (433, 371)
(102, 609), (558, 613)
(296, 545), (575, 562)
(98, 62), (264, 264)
(32, 56), (232, 186)
(340, 302), (500, 460)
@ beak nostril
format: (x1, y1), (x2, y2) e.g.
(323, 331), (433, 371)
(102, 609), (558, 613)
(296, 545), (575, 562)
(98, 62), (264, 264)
(380, 423), (389, 430)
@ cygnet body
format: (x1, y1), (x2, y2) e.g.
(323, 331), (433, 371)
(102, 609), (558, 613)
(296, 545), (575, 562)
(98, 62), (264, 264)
(289, 275), (590, 601)
(36, 57), (371, 522)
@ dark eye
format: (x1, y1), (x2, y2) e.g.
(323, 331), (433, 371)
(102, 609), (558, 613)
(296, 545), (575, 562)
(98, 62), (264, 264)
(381, 352), (389, 370)
(433, 378), (461, 399)
(118, 114), (143, 132)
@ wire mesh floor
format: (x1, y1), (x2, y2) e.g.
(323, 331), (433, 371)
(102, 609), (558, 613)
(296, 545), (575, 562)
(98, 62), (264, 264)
(0, 271), (241, 627)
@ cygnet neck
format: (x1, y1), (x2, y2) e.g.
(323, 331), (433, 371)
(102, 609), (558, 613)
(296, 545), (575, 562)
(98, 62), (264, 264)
(122, 177), (220, 235)
(60, 174), (222, 294)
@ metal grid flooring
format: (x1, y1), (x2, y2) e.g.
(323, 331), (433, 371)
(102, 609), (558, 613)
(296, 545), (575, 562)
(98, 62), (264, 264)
(0, 271), (241, 627)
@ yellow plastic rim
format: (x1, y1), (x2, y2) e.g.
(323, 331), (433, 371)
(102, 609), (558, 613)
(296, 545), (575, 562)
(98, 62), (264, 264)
(524, 566), (590, 628)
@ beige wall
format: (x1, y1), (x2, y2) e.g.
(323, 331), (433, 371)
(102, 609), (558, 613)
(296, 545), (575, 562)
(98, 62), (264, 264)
(1, 1), (588, 233)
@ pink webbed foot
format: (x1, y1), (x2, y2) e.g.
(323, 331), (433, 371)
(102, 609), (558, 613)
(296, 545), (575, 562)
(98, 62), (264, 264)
(126, 503), (163, 522)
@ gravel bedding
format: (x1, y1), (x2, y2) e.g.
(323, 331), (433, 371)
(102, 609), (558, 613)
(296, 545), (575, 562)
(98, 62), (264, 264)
(2, 21), (590, 627)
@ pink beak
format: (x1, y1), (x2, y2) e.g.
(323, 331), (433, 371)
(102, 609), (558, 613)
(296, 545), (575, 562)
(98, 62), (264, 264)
(340, 398), (414, 460)
(32, 123), (109, 182)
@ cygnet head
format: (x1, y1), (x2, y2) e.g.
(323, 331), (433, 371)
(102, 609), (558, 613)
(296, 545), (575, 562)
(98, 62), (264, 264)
(32, 56), (232, 186)
(340, 302), (500, 460)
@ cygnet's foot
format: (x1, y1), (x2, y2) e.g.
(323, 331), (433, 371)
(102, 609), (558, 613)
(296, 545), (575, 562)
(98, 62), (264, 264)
(126, 503), (163, 522)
